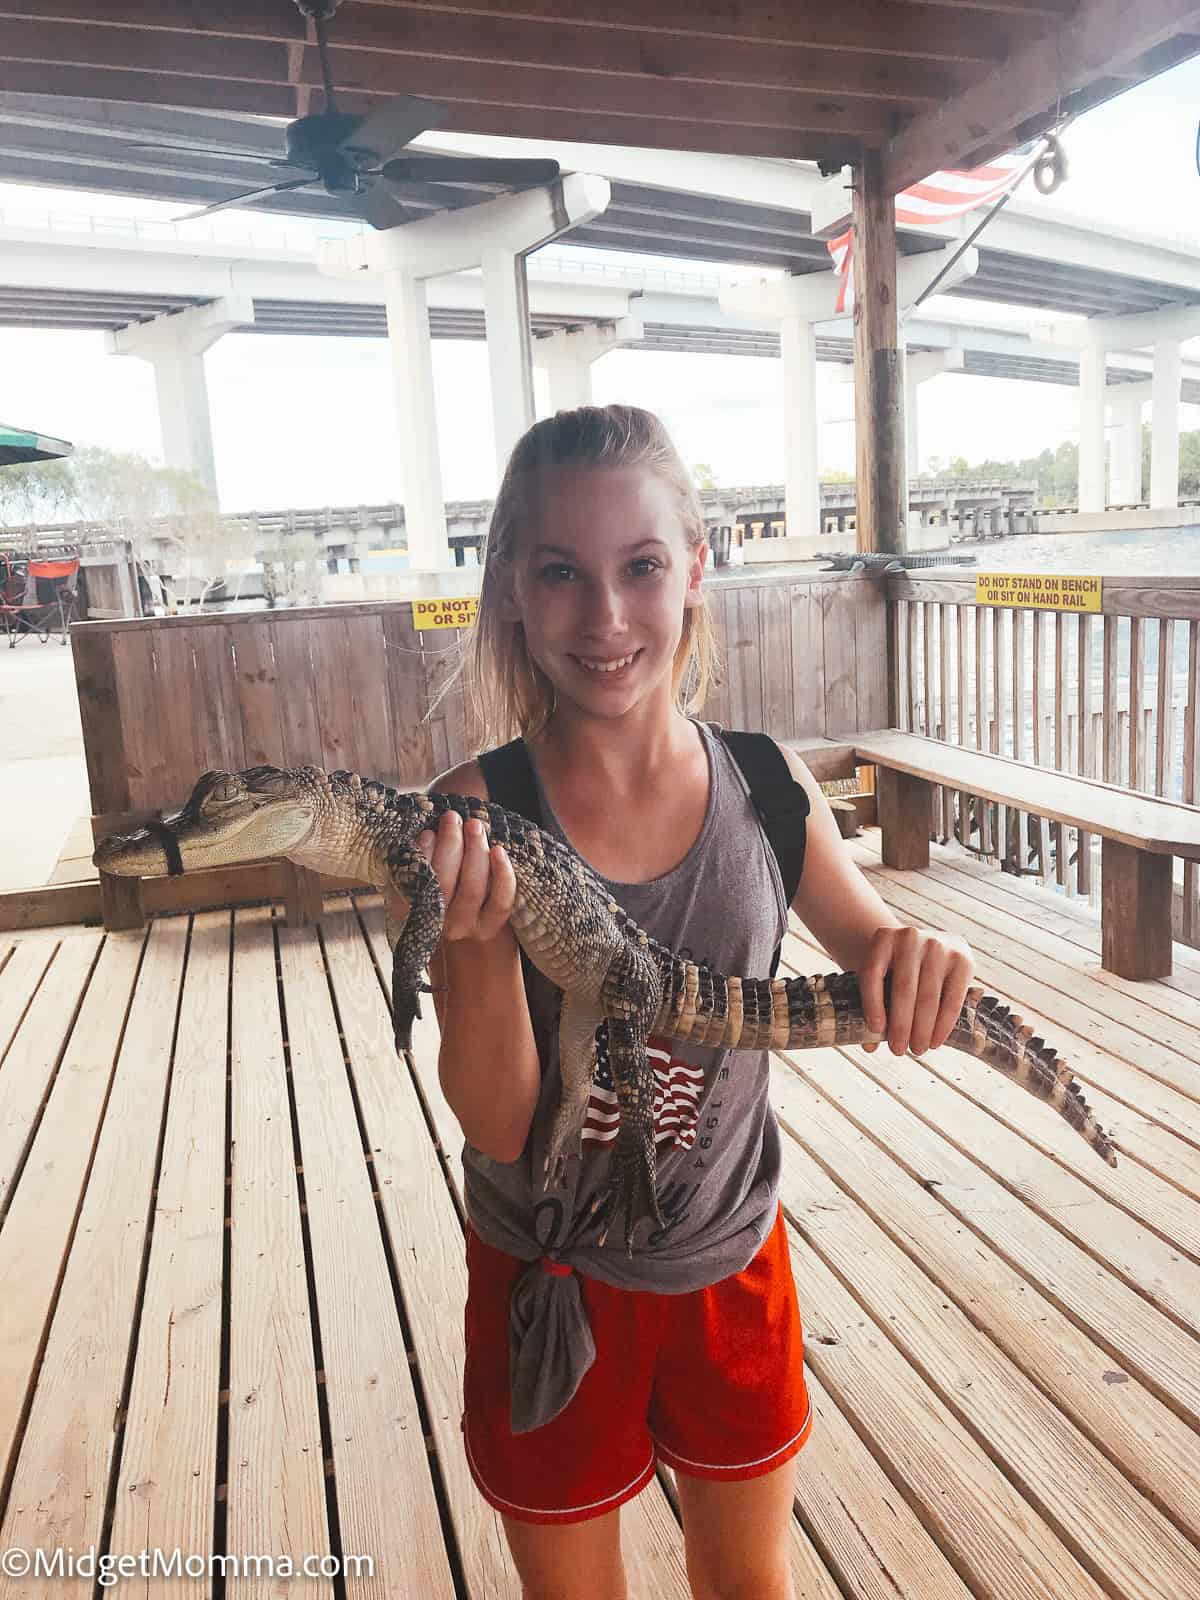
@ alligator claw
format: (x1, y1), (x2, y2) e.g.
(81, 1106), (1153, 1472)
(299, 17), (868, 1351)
(393, 992), (420, 1053)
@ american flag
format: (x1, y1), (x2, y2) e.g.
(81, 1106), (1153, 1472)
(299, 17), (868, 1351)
(582, 1025), (705, 1151)
(827, 143), (1039, 313)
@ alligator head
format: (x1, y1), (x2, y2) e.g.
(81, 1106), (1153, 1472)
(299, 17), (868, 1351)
(94, 765), (320, 877)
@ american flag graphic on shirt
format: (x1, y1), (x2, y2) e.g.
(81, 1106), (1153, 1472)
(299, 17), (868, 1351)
(582, 1023), (706, 1151)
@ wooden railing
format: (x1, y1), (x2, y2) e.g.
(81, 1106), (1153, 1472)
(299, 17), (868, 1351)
(72, 571), (887, 834)
(887, 574), (1200, 943)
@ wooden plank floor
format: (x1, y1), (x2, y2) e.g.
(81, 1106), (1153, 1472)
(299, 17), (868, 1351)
(43, 814), (96, 886)
(0, 839), (1197, 1599)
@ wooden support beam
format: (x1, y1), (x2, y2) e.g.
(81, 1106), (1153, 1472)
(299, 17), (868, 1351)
(882, 0), (1200, 195)
(1101, 838), (1173, 979)
(0, 1), (1020, 68)
(98, 871), (145, 933)
(851, 149), (904, 556)
(283, 865), (327, 930)
(0, 864), (369, 936)
(876, 767), (931, 869)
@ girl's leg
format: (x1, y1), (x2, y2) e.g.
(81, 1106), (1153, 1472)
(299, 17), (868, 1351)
(501, 1507), (627, 1600)
(674, 1457), (798, 1600)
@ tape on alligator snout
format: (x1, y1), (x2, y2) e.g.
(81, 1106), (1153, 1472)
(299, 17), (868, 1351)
(143, 821), (185, 876)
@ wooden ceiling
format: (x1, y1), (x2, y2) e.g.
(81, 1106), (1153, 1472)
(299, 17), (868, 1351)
(0, 1), (1197, 195)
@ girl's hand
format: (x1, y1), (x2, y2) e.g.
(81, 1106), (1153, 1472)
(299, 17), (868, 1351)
(858, 925), (974, 1057)
(385, 810), (517, 946)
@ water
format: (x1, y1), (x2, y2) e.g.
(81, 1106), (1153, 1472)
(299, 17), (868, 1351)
(951, 521), (1200, 574)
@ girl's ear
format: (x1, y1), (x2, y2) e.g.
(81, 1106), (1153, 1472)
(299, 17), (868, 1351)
(683, 540), (708, 608)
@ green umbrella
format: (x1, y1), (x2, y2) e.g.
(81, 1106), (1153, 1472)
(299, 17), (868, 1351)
(0, 423), (73, 467)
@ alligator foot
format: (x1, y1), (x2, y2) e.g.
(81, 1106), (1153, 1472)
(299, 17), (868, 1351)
(598, 1141), (664, 1255)
(392, 990), (421, 1053)
(542, 1150), (576, 1190)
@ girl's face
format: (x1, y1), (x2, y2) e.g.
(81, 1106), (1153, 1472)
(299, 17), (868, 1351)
(503, 463), (706, 722)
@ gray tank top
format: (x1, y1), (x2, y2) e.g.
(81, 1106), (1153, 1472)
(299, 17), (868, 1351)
(462, 718), (791, 1432)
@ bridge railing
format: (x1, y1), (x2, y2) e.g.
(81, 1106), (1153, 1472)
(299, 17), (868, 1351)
(886, 573), (1200, 943)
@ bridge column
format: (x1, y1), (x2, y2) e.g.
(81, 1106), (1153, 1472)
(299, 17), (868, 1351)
(107, 295), (253, 496)
(721, 239), (978, 550)
(779, 313), (821, 539)
(1077, 343), (1108, 514)
(317, 174), (611, 572)
(482, 247), (537, 478)
(1040, 305), (1200, 517)
(533, 317), (645, 414)
(1151, 339), (1182, 511)
(903, 347), (965, 480)
(381, 269), (450, 572)
(1106, 380), (1151, 506)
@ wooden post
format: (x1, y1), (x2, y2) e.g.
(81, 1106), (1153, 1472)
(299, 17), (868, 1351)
(876, 767), (931, 870)
(1101, 839), (1172, 979)
(851, 149), (903, 555)
(283, 864), (326, 928)
(99, 871), (146, 932)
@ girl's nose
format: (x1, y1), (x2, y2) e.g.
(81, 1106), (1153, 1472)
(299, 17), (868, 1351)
(582, 581), (626, 631)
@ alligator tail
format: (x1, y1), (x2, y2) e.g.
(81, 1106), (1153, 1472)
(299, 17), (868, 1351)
(654, 961), (1117, 1169)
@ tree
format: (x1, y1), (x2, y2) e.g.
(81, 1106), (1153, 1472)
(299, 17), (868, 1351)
(691, 462), (717, 493)
(0, 458), (75, 527)
(258, 533), (326, 609)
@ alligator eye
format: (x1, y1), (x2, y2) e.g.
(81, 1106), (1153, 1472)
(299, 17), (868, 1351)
(210, 777), (244, 804)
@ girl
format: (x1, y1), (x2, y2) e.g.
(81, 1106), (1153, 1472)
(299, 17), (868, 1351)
(402, 405), (973, 1600)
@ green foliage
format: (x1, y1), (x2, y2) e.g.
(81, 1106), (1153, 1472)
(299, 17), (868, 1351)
(691, 462), (717, 493)
(0, 445), (265, 606)
(258, 533), (327, 609)
(0, 457), (75, 527)
(1140, 421), (1200, 499)
(927, 441), (1078, 505)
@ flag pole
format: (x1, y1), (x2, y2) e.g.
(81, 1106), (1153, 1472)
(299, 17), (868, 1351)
(907, 128), (1068, 317)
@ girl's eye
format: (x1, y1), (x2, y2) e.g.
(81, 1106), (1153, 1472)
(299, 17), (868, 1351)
(539, 563), (575, 582)
(630, 557), (663, 576)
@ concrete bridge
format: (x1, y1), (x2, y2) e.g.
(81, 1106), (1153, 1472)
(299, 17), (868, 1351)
(10, 480), (1040, 609)
(6, 101), (1200, 554)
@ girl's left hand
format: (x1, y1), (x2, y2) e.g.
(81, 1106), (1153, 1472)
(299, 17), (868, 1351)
(858, 925), (974, 1057)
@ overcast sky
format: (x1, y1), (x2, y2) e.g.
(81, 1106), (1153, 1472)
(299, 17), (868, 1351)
(3, 56), (1200, 512)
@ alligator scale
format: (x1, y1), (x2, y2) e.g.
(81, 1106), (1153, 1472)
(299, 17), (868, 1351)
(95, 765), (1119, 1251)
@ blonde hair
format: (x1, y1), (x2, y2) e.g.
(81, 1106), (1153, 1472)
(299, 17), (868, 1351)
(447, 404), (720, 750)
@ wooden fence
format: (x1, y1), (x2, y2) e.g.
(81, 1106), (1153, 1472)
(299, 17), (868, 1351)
(72, 572), (887, 833)
(888, 574), (1200, 943)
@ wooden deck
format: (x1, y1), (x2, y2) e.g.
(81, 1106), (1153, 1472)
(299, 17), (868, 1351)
(1, 837), (1198, 1599)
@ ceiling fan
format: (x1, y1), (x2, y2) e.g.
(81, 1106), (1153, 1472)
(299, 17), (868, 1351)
(130, 0), (560, 228)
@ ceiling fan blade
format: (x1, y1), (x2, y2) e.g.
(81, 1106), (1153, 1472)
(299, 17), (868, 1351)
(126, 141), (303, 167)
(381, 155), (560, 186)
(339, 94), (448, 162)
(354, 178), (411, 231)
(173, 176), (315, 221)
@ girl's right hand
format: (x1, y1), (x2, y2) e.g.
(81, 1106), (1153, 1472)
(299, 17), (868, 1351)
(409, 809), (517, 945)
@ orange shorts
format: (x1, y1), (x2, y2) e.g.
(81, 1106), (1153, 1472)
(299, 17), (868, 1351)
(462, 1202), (813, 1525)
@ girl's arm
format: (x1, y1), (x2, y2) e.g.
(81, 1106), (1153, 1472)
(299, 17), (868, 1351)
(780, 746), (974, 1058)
(387, 762), (541, 1163)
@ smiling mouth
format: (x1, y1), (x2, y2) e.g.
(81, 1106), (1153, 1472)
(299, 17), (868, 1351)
(572, 649), (642, 675)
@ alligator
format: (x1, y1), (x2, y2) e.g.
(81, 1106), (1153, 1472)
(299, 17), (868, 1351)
(94, 763), (1119, 1252)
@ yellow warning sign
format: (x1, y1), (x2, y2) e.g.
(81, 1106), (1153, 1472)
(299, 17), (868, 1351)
(412, 596), (479, 630)
(975, 573), (1102, 613)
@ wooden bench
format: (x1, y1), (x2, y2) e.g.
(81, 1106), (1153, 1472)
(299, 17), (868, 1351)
(819, 729), (1200, 981)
